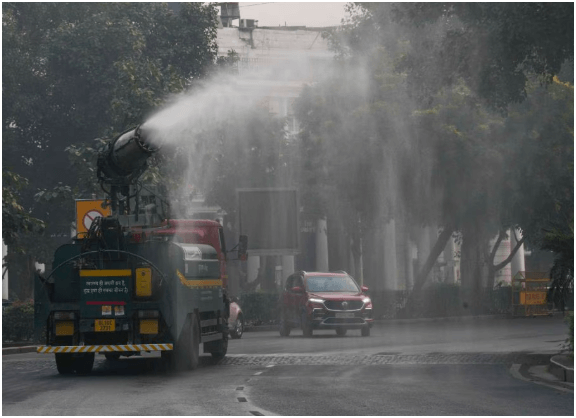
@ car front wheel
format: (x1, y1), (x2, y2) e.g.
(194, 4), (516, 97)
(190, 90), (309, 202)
(361, 325), (370, 337)
(230, 314), (244, 339)
(302, 314), (313, 337)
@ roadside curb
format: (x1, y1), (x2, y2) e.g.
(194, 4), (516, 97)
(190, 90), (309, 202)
(549, 355), (574, 383)
(2, 346), (38, 355)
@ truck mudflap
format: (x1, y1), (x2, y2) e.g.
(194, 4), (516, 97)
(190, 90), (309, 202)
(37, 343), (173, 354)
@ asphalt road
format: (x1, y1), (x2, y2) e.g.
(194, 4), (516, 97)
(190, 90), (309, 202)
(3, 316), (573, 415)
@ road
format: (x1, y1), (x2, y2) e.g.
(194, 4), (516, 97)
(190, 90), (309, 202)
(3, 316), (573, 415)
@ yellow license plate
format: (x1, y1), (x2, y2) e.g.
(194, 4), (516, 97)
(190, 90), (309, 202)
(95, 319), (115, 332)
(140, 319), (158, 335)
(55, 321), (74, 336)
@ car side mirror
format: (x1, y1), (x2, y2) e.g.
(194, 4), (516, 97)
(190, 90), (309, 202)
(291, 286), (305, 293)
(361, 285), (369, 292)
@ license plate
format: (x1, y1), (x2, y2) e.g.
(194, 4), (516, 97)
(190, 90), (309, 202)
(95, 319), (115, 332)
(335, 312), (355, 318)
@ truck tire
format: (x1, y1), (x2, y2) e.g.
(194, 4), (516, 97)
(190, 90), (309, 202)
(210, 331), (228, 362)
(189, 314), (200, 369)
(55, 353), (75, 375)
(74, 353), (95, 374)
(174, 313), (200, 371)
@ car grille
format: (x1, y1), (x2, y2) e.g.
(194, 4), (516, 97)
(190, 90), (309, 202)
(324, 300), (364, 311)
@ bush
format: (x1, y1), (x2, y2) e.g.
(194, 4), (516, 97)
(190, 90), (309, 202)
(2, 299), (35, 342)
(238, 291), (280, 325)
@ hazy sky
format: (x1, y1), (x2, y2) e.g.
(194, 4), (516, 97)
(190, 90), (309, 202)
(233, 2), (348, 27)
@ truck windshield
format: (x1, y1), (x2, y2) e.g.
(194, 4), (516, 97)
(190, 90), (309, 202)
(305, 276), (359, 292)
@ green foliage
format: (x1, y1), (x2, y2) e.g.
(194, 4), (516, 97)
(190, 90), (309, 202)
(238, 292), (280, 324)
(381, 2), (574, 112)
(2, 300), (35, 342)
(216, 49), (240, 74)
(2, 168), (45, 250)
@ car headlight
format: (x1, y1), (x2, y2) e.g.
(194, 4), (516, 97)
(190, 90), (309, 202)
(308, 298), (325, 304)
(362, 297), (371, 304)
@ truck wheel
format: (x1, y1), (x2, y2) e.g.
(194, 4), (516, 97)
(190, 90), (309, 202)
(55, 353), (75, 374)
(361, 326), (370, 337)
(336, 328), (347, 336)
(174, 313), (200, 371)
(74, 353), (95, 374)
(189, 314), (200, 370)
(230, 314), (244, 339)
(211, 331), (228, 362)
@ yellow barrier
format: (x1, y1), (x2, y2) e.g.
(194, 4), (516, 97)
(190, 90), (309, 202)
(511, 272), (552, 316)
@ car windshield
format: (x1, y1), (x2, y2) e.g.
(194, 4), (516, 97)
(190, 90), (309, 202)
(305, 276), (359, 292)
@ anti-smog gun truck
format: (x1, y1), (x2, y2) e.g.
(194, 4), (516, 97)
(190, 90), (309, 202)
(35, 124), (247, 374)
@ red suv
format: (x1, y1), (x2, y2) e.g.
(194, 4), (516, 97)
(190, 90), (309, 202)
(279, 271), (373, 337)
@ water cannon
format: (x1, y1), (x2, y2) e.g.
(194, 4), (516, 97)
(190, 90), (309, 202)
(97, 124), (161, 187)
(96, 124), (166, 220)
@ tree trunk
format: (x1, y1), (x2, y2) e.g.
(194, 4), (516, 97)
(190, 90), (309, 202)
(460, 223), (488, 315)
(485, 229), (526, 290)
(403, 226), (454, 316)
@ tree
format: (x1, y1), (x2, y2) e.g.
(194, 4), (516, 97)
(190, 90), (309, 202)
(378, 2), (574, 112)
(2, 169), (45, 249)
(305, 2), (573, 316)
